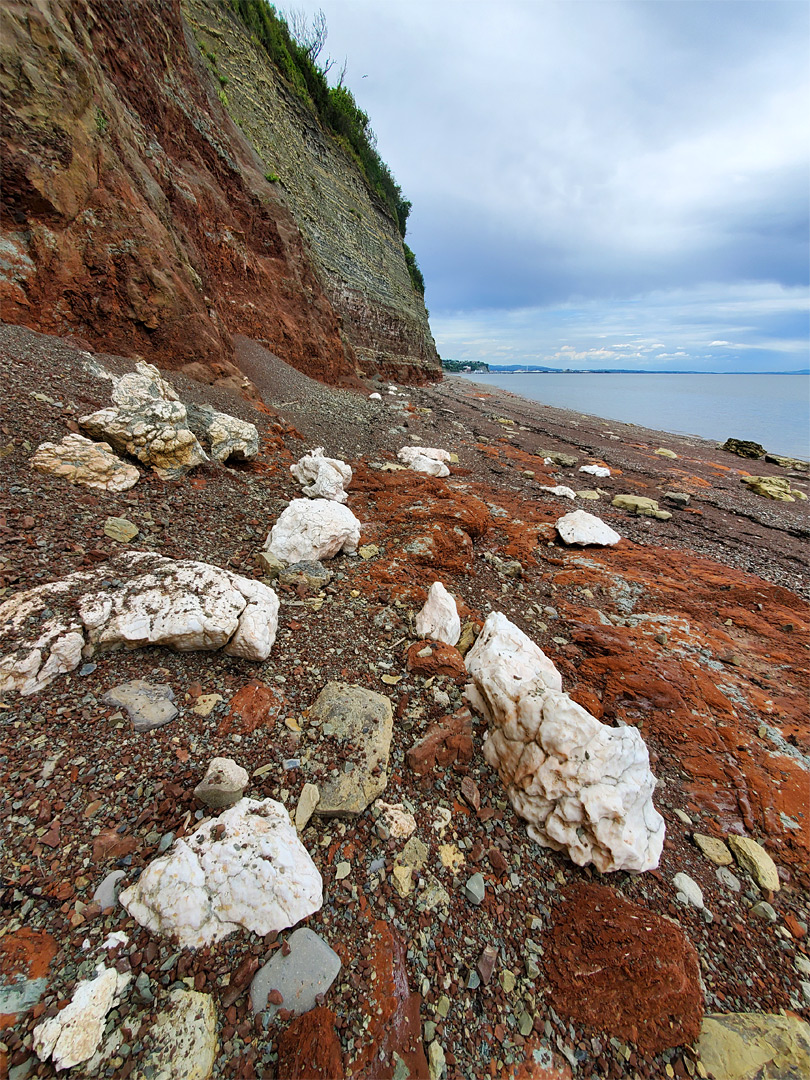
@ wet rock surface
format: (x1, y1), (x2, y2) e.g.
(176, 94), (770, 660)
(0, 323), (808, 1080)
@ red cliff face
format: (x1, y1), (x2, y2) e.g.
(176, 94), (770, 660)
(0, 0), (430, 390)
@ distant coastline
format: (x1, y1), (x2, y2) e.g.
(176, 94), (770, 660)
(442, 361), (809, 375)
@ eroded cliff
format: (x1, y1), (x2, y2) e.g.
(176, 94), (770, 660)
(0, 0), (439, 388)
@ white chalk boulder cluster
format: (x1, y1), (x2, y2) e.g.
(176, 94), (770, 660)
(0, 551), (279, 695)
(465, 612), (664, 873)
(120, 799), (323, 948)
(30, 360), (259, 487)
(33, 965), (131, 1071)
(291, 446), (352, 503)
(397, 445), (452, 477)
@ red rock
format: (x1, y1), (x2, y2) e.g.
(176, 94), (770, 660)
(350, 920), (429, 1079)
(503, 1041), (573, 1080)
(0, 928), (58, 1029)
(407, 708), (473, 776)
(488, 848), (508, 875)
(460, 776), (481, 811)
(477, 944), (498, 985)
(275, 1006), (344, 1079)
(545, 883), (703, 1054)
(218, 681), (282, 736)
(784, 913), (806, 940)
(91, 829), (138, 864)
(406, 640), (467, 679)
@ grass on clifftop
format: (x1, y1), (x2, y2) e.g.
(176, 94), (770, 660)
(227, 1), (419, 255)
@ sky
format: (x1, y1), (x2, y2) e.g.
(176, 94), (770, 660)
(293, 0), (809, 372)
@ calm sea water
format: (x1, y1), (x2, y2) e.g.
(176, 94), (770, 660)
(457, 372), (810, 460)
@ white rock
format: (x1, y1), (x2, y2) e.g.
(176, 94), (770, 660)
(0, 552), (279, 694)
(374, 800), (417, 840)
(397, 445), (452, 477)
(579, 464), (611, 478)
(264, 498), (361, 564)
(539, 485), (577, 500)
(33, 965), (131, 1071)
(290, 447), (352, 503)
(555, 509), (621, 547)
(369, 392), (382, 401)
(415, 582), (461, 646)
(465, 612), (664, 873)
(119, 798), (323, 948)
(80, 361), (208, 480)
(673, 871), (704, 909)
(186, 403), (259, 463)
(30, 433), (140, 492)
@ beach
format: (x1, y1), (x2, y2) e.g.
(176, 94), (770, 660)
(1, 323), (808, 1080)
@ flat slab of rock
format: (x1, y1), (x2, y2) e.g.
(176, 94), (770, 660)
(264, 498), (361, 564)
(30, 433), (140, 492)
(698, 1012), (810, 1080)
(119, 799), (322, 948)
(406, 640), (466, 679)
(92, 870), (126, 911)
(309, 682), (393, 817)
(33, 966), (131, 1071)
(407, 708), (473, 775)
(727, 835), (781, 892)
(546, 883), (703, 1054)
(137, 989), (218, 1080)
(251, 928), (341, 1018)
(612, 494), (672, 520)
(274, 1006), (344, 1079)
(694, 833), (733, 866)
(555, 509), (621, 546)
(103, 680), (177, 732)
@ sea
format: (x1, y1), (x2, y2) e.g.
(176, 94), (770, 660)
(456, 372), (810, 461)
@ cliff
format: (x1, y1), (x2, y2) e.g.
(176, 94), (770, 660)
(0, 0), (440, 390)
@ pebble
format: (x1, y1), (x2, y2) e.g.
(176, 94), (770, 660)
(750, 901), (777, 922)
(464, 873), (485, 906)
(92, 869), (125, 911)
(673, 871), (704, 909)
(716, 865), (742, 892)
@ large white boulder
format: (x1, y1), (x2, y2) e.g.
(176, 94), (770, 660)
(465, 612), (664, 873)
(290, 447), (352, 503)
(264, 498), (361, 564)
(555, 509), (621, 547)
(80, 361), (208, 480)
(397, 446), (451, 477)
(30, 433), (140, 492)
(415, 582), (461, 646)
(119, 799), (323, 948)
(33, 966), (131, 1071)
(186, 403), (259, 463)
(0, 552), (279, 694)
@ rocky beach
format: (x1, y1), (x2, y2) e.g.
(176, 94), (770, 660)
(1, 321), (808, 1080)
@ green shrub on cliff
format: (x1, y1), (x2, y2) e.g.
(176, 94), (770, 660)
(403, 243), (425, 296)
(226, 0), (412, 240)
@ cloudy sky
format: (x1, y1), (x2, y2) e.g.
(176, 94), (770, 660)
(296, 0), (809, 372)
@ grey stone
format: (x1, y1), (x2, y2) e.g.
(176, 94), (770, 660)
(750, 901), (778, 922)
(716, 865), (742, 891)
(92, 870), (126, 911)
(539, 450), (578, 467)
(309, 683), (393, 817)
(134, 972), (154, 1004)
(663, 491), (691, 505)
(257, 550), (285, 580)
(103, 680), (177, 732)
(464, 873), (486, 906)
(193, 757), (248, 809)
(278, 560), (332, 590)
(250, 927), (341, 1018)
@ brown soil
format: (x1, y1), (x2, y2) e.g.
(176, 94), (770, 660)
(1, 322), (808, 1080)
